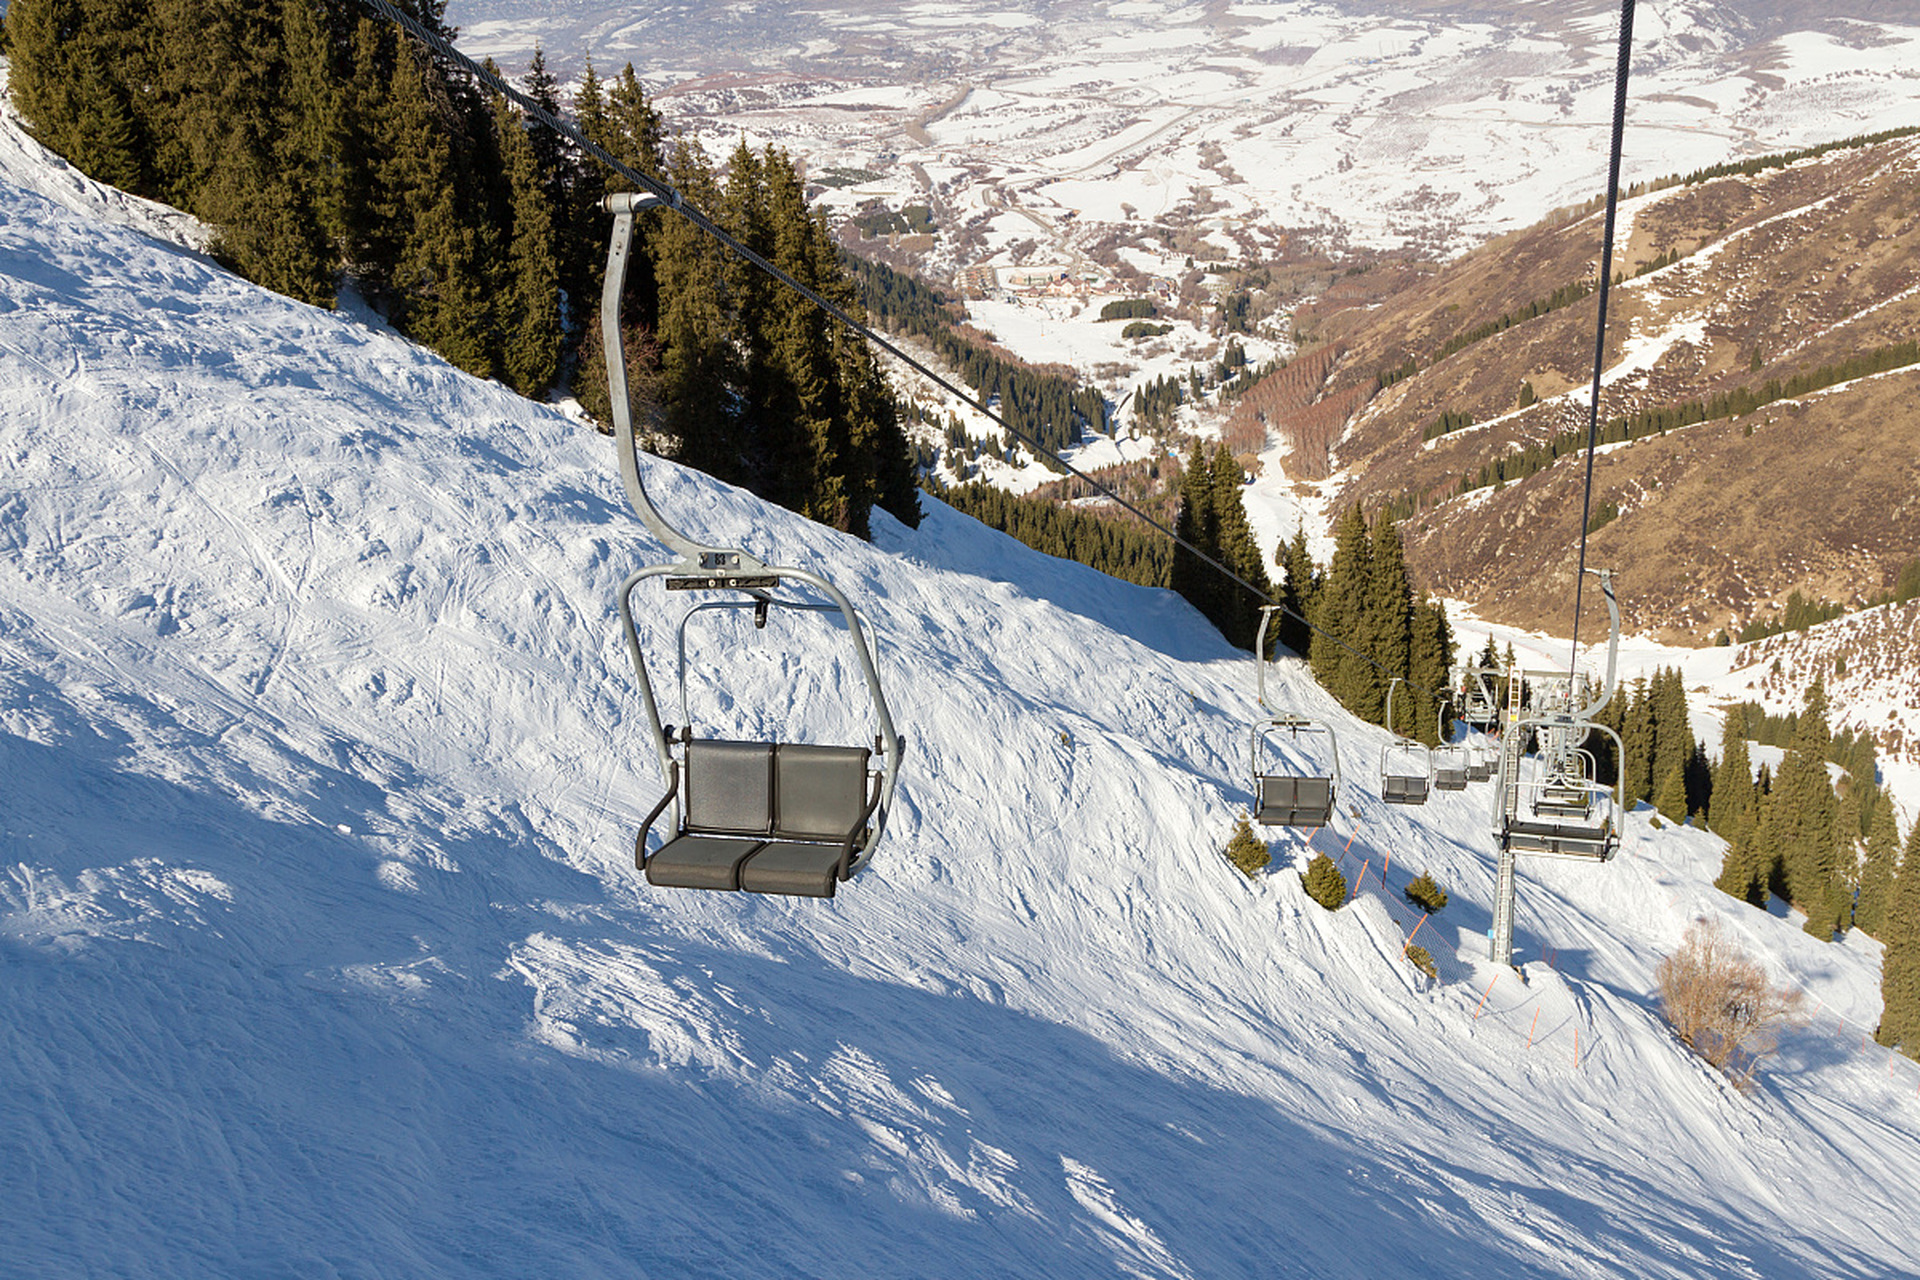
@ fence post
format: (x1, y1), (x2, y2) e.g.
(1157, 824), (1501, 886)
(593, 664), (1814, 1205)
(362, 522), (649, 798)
(1475, 973), (1499, 1020)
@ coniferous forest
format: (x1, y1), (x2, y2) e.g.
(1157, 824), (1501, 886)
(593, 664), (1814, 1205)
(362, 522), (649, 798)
(6, 0), (920, 537)
(843, 255), (1108, 458)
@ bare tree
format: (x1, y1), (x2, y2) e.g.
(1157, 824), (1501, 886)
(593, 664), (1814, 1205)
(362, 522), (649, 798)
(1656, 918), (1805, 1090)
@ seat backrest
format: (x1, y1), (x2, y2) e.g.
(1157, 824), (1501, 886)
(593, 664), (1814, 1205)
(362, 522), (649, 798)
(1295, 776), (1333, 811)
(1261, 774), (1332, 818)
(684, 740), (773, 835)
(773, 744), (872, 841)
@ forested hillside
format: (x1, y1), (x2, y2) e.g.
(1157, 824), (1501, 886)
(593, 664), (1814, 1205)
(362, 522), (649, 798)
(4, 0), (920, 537)
(1242, 131), (1920, 644)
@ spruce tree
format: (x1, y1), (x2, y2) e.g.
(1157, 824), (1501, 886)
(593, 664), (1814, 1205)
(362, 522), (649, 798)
(493, 93), (561, 396)
(1709, 721), (1756, 842)
(1774, 680), (1838, 913)
(1360, 515), (1413, 730)
(1621, 679), (1655, 806)
(1170, 441), (1221, 630)
(1714, 822), (1770, 908)
(1208, 443), (1270, 649)
(1804, 787), (1861, 939)
(1408, 595), (1453, 746)
(1274, 523), (1317, 659)
(1654, 762), (1688, 824)
(653, 140), (740, 483)
(1650, 667), (1693, 807)
(1856, 791), (1901, 938)
(1303, 853), (1347, 911)
(1314, 503), (1372, 706)
(1876, 817), (1920, 1056)
(1224, 817), (1270, 878)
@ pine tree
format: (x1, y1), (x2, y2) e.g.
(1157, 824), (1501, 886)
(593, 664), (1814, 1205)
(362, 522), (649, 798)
(1273, 524), (1317, 659)
(1876, 817), (1920, 1056)
(1170, 440), (1221, 629)
(493, 93), (561, 396)
(1709, 721), (1756, 842)
(1360, 514), (1413, 730)
(1856, 791), (1901, 937)
(1654, 762), (1688, 824)
(1208, 443), (1270, 649)
(1407, 596), (1454, 747)
(1303, 853), (1348, 911)
(1314, 503), (1371, 705)
(1224, 817), (1270, 878)
(1774, 680), (1838, 913)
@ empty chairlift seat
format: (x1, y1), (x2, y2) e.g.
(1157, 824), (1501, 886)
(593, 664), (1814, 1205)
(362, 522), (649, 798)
(1505, 815), (1617, 861)
(1256, 773), (1336, 827)
(1382, 770), (1430, 805)
(639, 739), (879, 898)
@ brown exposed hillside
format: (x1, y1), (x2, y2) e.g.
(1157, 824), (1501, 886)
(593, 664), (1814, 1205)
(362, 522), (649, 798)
(1261, 133), (1920, 642)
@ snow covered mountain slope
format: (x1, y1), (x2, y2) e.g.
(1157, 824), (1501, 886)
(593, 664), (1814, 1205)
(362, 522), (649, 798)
(3, 144), (1919, 1278)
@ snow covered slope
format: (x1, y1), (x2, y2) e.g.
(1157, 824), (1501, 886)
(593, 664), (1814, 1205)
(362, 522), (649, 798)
(4, 129), (1919, 1278)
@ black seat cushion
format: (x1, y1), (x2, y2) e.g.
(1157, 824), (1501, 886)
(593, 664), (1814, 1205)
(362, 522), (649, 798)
(739, 842), (845, 898)
(646, 833), (764, 890)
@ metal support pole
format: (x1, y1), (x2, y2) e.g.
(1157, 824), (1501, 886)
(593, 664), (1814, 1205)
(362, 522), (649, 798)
(1491, 836), (1518, 967)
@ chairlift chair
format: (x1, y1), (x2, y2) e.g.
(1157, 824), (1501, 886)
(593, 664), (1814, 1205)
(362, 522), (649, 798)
(1248, 607), (1341, 827)
(1251, 716), (1342, 827)
(1503, 736), (1621, 862)
(1459, 665), (1500, 731)
(1379, 679), (1431, 806)
(1465, 734), (1496, 784)
(602, 194), (905, 897)
(1493, 575), (1627, 862)
(1432, 706), (1469, 792)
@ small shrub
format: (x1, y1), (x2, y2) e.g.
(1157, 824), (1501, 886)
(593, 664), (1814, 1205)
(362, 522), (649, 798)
(1302, 853), (1347, 910)
(1656, 918), (1804, 1089)
(1405, 944), (1438, 982)
(1224, 816), (1270, 879)
(1404, 872), (1449, 914)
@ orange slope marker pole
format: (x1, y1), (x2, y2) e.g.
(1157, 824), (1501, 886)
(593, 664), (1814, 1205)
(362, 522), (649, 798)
(1351, 861), (1370, 900)
(1527, 1008), (1541, 1049)
(1402, 912), (1431, 955)
(1475, 973), (1500, 1020)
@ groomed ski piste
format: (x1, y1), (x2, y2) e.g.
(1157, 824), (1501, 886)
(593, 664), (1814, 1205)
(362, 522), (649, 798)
(4, 96), (1919, 1280)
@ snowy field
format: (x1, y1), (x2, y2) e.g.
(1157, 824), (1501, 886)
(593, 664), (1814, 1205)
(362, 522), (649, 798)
(451, 0), (1920, 262)
(5, 70), (1920, 1279)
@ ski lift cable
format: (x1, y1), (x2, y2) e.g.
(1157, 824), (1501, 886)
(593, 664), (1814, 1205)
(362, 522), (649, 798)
(1568, 0), (1636, 672)
(354, 0), (1441, 699)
